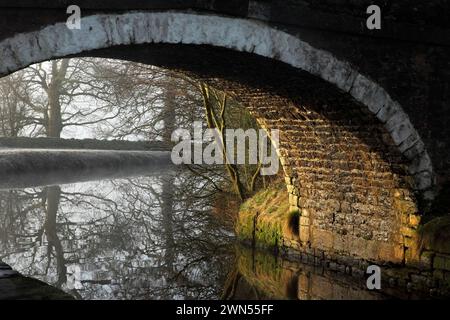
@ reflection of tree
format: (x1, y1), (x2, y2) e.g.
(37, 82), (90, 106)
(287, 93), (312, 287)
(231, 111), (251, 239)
(43, 186), (66, 288)
(0, 170), (235, 300)
(222, 267), (242, 300)
(161, 174), (175, 279)
(0, 189), (45, 253)
(161, 79), (176, 281)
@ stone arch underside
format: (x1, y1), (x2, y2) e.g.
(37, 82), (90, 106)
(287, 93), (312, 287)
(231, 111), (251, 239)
(0, 12), (433, 263)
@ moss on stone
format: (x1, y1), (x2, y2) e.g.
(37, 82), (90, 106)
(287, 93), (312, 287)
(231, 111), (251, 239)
(419, 215), (450, 254)
(236, 182), (293, 249)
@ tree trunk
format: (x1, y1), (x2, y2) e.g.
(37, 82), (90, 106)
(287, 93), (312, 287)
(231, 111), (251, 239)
(44, 186), (67, 288)
(200, 83), (247, 201)
(47, 60), (69, 138)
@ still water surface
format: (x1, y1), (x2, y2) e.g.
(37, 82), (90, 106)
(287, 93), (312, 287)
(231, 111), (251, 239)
(0, 167), (418, 300)
(0, 168), (235, 299)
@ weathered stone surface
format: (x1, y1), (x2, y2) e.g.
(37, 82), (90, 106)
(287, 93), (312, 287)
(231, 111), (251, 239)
(0, 11), (436, 201)
(1, 2), (449, 280)
(434, 255), (450, 271)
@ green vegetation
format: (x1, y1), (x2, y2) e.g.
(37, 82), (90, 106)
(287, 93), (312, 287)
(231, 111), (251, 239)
(236, 181), (295, 249)
(419, 215), (450, 254)
(199, 83), (266, 202)
(234, 245), (298, 299)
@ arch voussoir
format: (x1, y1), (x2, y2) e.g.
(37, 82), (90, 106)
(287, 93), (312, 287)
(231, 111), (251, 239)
(0, 11), (436, 264)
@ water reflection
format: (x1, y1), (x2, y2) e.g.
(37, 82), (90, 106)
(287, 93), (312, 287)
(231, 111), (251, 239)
(0, 156), (173, 190)
(0, 169), (234, 299)
(226, 247), (388, 300)
(0, 168), (423, 300)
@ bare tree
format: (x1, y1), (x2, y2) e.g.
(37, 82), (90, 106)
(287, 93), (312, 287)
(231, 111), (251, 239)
(0, 72), (32, 137)
(2, 58), (135, 138)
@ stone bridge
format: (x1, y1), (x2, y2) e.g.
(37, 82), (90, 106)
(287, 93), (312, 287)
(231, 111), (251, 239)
(0, 1), (449, 267)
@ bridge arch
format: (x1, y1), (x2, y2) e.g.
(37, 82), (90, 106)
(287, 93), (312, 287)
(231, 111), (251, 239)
(0, 11), (434, 263)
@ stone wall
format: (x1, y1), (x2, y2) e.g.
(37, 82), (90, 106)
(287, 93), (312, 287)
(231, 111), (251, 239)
(0, 2), (448, 198)
(0, 29), (428, 265)
(237, 182), (450, 296)
(238, 174), (415, 266)
(258, 95), (418, 264)
(233, 246), (449, 299)
(0, 5), (448, 270)
(0, 9), (441, 199)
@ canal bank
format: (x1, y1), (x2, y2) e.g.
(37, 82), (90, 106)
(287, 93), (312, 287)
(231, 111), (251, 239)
(0, 149), (173, 189)
(0, 260), (73, 300)
(236, 183), (450, 298)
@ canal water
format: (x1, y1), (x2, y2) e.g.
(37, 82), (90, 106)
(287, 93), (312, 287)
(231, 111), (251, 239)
(0, 167), (421, 300)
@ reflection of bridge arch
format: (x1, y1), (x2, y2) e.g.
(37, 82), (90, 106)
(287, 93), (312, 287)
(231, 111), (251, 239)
(0, 12), (435, 263)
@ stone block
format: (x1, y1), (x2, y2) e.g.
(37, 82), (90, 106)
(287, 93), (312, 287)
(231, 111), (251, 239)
(400, 226), (417, 239)
(405, 247), (421, 265)
(403, 140), (425, 160)
(377, 243), (405, 264)
(301, 208), (310, 217)
(433, 270), (444, 280)
(300, 226), (310, 243)
(409, 214), (421, 228)
(400, 213), (410, 225)
(289, 194), (298, 206)
(376, 100), (399, 123)
(300, 216), (310, 226)
(408, 152), (432, 175)
(404, 236), (418, 248)
(284, 176), (292, 185)
(419, 251), (435, 269)
(434, 255), (450, 271)
(311, 229), (334, 250)
(414, 171), (433, 191)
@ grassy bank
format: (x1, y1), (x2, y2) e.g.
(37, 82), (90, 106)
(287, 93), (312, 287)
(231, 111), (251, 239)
(236, 181), (298, 249)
